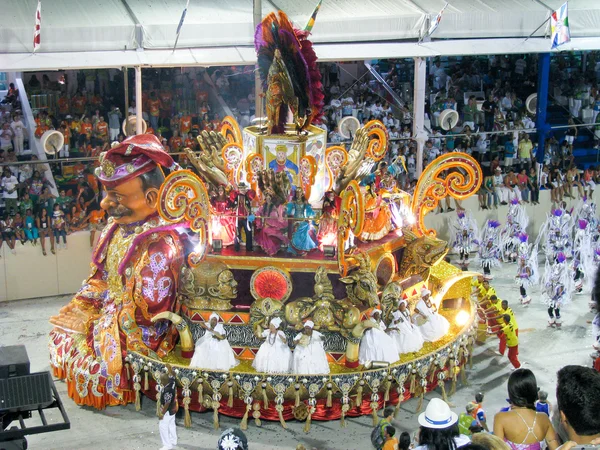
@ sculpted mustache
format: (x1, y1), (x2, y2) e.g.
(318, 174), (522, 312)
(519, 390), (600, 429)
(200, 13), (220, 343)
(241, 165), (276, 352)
(107, 206), (133, 218)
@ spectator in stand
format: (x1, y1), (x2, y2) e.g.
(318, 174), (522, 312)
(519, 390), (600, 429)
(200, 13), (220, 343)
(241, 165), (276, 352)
(564, 119), (577, 153)
(10, 113), (27, 156)
(69, 201), (88, 233)
(382, 426), (399, 450)
(2, 167), (19, 214)
(80, 117), (93, 149)
(483, 94), (497, 132)
(555, 365), (600, 448)
(372, 406), (395, 450)
(504, 169), (521, 202)
(59, 123), (70, 157)
(107, 106), (122, 142)
(87, 207), (105, 247)
(1, 213), (16, 254)
(148, 91), (162, 131)
(51, 203), (67, 250)
(474, 392), (489, 432)
(518, 134), (533, 171)
(95, 116), (108, 144)
(493, 368), (559, 450)
(528, 167), (540, 205)
(72, 92), (87, 116)
(24, 209), (38, 246)
(517, 169), (530, 203)
(535, 390), (551, 417)
(38, 186), (56, 216)
(13, 213), (26, 246)
(0, 122), (14, 153)
(463, 96), (478, 131)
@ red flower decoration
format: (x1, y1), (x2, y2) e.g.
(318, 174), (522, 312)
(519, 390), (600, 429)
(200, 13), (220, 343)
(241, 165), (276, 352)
(253, 269), (290, 301)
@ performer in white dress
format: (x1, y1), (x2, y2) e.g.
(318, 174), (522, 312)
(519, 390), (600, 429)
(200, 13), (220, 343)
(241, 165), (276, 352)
(252, 317), (292, 373)
(189, 313), (238, 370)
(292, 320), (330, 374)
(358, 308), (400, 365)
(388, 300), (425, 354)
(414, 288), (450, 342)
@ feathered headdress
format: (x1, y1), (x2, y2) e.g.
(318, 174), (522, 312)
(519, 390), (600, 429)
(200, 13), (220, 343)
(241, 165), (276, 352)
(488, 220), (501, 229)
(578, 219), (589, 230)
(552, 209), (563, 217)
(518, 232), (528, 243)
(254, 11), (324, 133)
(457, 210), (465, 219)
(556, 252), (567, 263)
(510, 197), (520, 205)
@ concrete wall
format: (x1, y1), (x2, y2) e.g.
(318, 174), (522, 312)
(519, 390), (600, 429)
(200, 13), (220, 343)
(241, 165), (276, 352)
(0, 231), (94, 302)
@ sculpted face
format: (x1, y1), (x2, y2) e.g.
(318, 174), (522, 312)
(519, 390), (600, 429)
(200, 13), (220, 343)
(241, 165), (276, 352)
(216, 270), (238, 299)
(276, 149), (286, 163)
(101, 177), (158, 225)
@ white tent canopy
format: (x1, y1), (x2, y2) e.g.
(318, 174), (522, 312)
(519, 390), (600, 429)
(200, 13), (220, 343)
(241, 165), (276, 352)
(1, 0), (600, 70)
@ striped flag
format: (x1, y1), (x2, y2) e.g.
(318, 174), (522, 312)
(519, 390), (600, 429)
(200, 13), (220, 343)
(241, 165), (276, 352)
(427, 2), (449, 38)
(551, 2), (570, 49)
(305, 0), (323, 33)
(33, 0), (41, 52)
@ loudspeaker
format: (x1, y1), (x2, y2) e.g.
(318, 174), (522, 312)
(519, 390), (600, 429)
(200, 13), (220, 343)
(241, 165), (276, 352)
(0, 346), (30, 380)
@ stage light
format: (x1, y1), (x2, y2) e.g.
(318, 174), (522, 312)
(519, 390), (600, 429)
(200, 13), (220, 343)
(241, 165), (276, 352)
(323, 245), (336, 258)
(455, 310), (470, 326)
(212, 239), (223, 253)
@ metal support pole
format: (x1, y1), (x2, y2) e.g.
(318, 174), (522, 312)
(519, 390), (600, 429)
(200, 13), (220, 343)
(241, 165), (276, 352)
(253, 0), (262, 118)
(535, 53), (551, 162)
(135, 66), (143, 135)
(413, 57), (427, 176)
(124, 67), (129, 118)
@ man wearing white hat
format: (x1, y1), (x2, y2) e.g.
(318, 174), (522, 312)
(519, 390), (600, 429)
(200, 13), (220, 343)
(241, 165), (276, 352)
(189, 312), (238, 370)
(292, 320), (330, 374)
(359, 308), (400, 366)
(252, 317), (292, 373)
(414, 398), (470, 450)
(414, 287), (450, 342)
(388, 300), (424, 354)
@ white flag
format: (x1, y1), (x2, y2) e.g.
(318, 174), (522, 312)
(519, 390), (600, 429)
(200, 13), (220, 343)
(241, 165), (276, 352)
(427, 2), (448, 38)
(33, 0), (41, 52)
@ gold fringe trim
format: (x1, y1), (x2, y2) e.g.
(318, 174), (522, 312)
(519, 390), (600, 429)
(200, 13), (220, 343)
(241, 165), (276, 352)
(340, 404), (349, 428)
(383, 381), (391, 403)
(253, 403), (262, 427)
(213, 401), (220, 430)
(303, 406), (314, 433)
(183, 398), (192, 428)
(227, 384), (234, 408)
(144, 370), (149, 391)
(295, 388), (301, 407)
(326, 388), (333, 408)
(262, 385), (269, 409)
(394, 387), (403, 418)
(240, 403), (252, 430)
(371, 401), (379, 426)
(276, 404), (287, 429)
(356, 384), (363, 406)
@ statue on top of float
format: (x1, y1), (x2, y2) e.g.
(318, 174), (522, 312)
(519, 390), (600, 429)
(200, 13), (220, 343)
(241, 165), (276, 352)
(48, 135), (191, 409)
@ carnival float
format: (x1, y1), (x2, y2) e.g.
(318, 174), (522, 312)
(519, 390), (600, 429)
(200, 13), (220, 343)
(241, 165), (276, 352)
(49, 8), (484, 431)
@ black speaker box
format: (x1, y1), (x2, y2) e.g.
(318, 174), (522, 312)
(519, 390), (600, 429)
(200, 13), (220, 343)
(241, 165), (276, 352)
(0, 346), (30, 380)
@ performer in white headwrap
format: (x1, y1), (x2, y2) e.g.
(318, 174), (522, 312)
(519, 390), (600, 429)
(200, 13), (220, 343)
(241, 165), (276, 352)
(358, 308), (400, 365)
(414, 287), (450, 342)
(387, 300), (424, 354)
(252, 317), (292, 373)
(292, 320), (330, 374)
(189, 312), (238, 370)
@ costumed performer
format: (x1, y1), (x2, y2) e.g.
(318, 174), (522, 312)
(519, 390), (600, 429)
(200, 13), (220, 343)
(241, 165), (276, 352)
(287, 187), (317, 255)
(210, 184), (236, 247)
(255, 188), (289, 256)
(488, 299), (519, 357)
(358, 183), (392, 241)
(500, 198), (528, 263)
(515, 233), (536, 306)
(387, 300), (424, 354)
(48, 134), (185, 408)
(450, 210), (479, 270)
(292, 320), (330, 375)
(158, 366), (179, 450)
(414, 287), (450, 342)
(488, 314), (521, 369)
(477, 220), (502, 279)
(252, 317), (292, 374)
(573, 219), (595, 293)
(542, 252), (573, 328)
(230, 182), (256, 252)
(317, 190), (339, 250)
(189, 312), (238, 370)
(536, 207), (573, 263)
(358, 308), (400, 365)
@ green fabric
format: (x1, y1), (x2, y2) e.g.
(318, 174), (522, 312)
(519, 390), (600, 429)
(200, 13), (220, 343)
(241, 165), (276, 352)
(458, 413), (475, 436)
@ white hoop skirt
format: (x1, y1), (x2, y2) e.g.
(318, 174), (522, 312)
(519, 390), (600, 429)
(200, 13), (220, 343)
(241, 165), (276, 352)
(252, 330), (292, 374)
(292, 331), (330, 374)
(189, 325), (238, 371)
(359, 326), (400, 365)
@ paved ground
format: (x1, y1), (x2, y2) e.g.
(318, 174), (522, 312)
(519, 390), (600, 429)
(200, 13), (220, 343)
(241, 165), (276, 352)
(0, 263), (596, 450)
